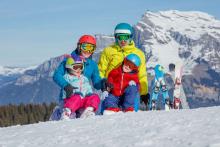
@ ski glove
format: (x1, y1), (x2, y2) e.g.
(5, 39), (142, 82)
(64, 84), (78, 98)
(129, 80), (136, 86)
(101, 78), (114, 92)
(101, 78), (107, 92)
(140, 93), (150, 106)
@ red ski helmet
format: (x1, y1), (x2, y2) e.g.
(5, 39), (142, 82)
(78, 35), (96, 46)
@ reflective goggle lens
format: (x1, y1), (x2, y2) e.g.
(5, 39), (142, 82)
(72, 64), (83, 70)
(81, 43), (95, 53)
(124, 59), (138, 70)
(116, 34), (130, 41)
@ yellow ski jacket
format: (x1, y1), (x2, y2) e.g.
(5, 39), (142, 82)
(98, 41), (148, 95)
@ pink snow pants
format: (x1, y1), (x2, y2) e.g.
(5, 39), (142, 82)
(63, 94), (100, 113)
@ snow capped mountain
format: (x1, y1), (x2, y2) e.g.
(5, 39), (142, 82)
(0, 65), (38, 89)
(133, 10), (220, 74)
(0, 65), (37, 76)
(1, 106), (220, 147)
(15, 56), (63, 86)
(131, 10), (220, 108)
(0, 56), (65, 105)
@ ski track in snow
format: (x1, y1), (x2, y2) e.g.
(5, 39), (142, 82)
(0, 107), (220, 147)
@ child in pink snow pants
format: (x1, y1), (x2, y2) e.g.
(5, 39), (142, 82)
(61, 55), (100, 119)
(64, 94), (100, 115)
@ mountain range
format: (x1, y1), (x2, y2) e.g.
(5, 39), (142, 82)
(0, 10), (219, 108)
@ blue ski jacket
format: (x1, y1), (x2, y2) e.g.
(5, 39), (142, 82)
(53, 49), (103, 91)
(62, 73), (93, 99)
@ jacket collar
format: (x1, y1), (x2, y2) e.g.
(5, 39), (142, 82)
(112, 40), (136, 53)
(71, 49), (91, 64)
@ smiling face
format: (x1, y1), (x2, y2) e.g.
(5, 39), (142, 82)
(118, 40), (129, 47)
(79, 43), (96, 58)
(115, 34), (131, 48)
(81, 50), (93, 58)
(67, 63), (83, 76)
(72, 68), (82, 76)
(122, 64), (132, 73)
(122, 58), (138, 73)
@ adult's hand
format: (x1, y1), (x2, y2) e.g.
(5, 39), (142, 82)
(101, 78), (114, 92)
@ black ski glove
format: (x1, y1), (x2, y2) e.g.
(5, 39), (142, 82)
(64, 84), (77, 98)
(106, 82), (114, 92)
(140, 93), (150, 106)
(101, 78), (114, 92)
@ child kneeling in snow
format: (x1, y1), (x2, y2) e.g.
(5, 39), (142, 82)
(61, 55), (100, 119)
(102, 54), (140, 115)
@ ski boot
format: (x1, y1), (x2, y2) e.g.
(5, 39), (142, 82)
(174, 97), (181, 109)
(103, 107), (121, 115)
(80, 107), (95, 118)
(61, 108), (71, 120)
(164, 99), (171, 111)
(151, 100), (157, 111)
(124, 107), (134, 112)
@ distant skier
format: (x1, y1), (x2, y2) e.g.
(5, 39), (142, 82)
(150, 64), (171, 111)
(98, 23), (149, 110)
(50, 35), (104, 120)
(102, 54), (141, 115)
(60, 56), (100, 119)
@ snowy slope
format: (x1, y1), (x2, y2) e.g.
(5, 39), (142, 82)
(1, 106), (220, 147)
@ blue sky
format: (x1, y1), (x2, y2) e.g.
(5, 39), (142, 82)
(0, 0), (219, 67)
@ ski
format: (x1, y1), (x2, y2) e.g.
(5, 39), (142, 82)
(169, 63), (183, 110)
(173, 63), (183, 109)
(150, 64), (171, 111)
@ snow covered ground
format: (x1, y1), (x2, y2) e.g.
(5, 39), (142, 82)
(0, 107), (220, 147)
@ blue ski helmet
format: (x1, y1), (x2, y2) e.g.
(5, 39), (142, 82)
(114, 23), (133, 37)
(125, 54), (141, 67)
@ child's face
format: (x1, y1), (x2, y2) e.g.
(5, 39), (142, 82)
(72, 69), (82, 76)
(122, 64), (132, 73)
(69, 64), (83, 76)
(122, 59), (138, 73)
(81, 48), (93, 58)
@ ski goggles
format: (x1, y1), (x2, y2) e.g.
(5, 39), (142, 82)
(115, 34), (131, 41)
(72, 63), (83, 70)
(80, 43), (96, 53)
(123, 58), (138, 71)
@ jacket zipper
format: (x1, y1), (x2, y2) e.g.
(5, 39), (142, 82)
(119, 72), (124, 95)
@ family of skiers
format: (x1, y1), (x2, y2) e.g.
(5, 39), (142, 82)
(53, 23), (150, 120)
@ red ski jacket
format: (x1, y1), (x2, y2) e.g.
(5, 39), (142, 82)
(108, 65), (140, 96)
